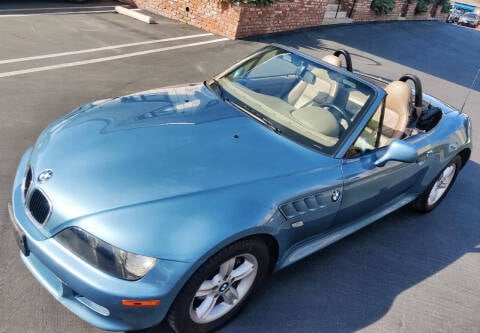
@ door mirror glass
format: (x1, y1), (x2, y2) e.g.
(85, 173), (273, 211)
(374, 139), (417, 167)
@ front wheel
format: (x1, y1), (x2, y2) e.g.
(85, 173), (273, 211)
(167, 238), (271, 333)
(412, 155), (462, 213)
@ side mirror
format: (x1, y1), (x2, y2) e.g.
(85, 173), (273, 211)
(374, 139), (418, 167)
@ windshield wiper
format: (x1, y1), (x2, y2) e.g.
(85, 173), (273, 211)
(257, 114), (282, 134)
(227, 99), (282, 134)
(205, 80), (282, 134)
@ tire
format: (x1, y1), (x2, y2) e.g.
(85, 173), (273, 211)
(167, 238), (271, 333)
(412, 155), (462, 213)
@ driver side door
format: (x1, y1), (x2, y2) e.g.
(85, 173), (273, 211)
(334, 101), (431, 226)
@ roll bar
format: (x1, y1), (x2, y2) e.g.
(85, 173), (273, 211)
(399, 74), (423, 108)
(333, 49), (353, 72)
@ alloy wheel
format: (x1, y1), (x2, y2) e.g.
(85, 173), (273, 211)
(427, 164), (457, 206)
(189, 254), (258, 324)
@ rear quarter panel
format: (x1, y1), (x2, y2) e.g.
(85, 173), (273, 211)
(416, 97), (472, 186)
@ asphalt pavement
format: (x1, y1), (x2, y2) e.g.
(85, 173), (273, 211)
(0, 1), (479, 333)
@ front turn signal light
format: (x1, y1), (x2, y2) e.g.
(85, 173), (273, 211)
(121, 299), (160, 307)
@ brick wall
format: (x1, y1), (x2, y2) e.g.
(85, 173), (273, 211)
(408, 3), (433, 20)
(404, 4), (448, 20)
(351, 0), (404, 22)
(341, 0), (447, 22)
(127, 0), (448, 39)
(236, 0), (328, 37)
(127, 0), (242, 38)
(129, 0), (327, 39)
(405, 2), (417, 19)
(432, 5), (448, 20)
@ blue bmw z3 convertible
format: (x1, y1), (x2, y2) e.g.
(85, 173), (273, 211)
(9, 44), (472, 332)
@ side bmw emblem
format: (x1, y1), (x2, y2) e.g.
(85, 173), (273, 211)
(331, 189), (341, 202)
(38, 169), (53, 183)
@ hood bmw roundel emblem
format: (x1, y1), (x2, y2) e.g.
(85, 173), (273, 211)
(38, 169), (53, 183)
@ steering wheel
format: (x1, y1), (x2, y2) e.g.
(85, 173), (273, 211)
(320, 103), (352, 133)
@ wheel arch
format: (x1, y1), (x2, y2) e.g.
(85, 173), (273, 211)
(458, 148), (471, 169)
(245, 233), (280, 273)
(186, 231), (281, 283)
(163, 231), (281, 317)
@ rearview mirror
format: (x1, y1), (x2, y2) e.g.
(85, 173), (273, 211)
(374, 139), (417, 167)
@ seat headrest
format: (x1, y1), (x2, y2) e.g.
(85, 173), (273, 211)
(385, 81), (411, 112)
(322, 55), (341, 67)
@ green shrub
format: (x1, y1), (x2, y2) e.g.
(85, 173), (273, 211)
(440, 0), (451, 12)
(415, 0), (429, 13)
(415, 0), (450, 14)
(371, 0), (395, 15)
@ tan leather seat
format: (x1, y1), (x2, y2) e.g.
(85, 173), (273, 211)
(322, 55), (342, 67)
(287, 55), (341, 108)
(380, 81), (411, 146)
(291, 106), (340, 138)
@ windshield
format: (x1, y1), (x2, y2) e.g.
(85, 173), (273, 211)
(464, 13), (476, 18)
(212, 46), (376, 154)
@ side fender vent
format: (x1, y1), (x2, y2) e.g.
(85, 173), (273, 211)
(280, 193), (327, 219)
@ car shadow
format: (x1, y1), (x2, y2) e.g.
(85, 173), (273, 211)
(133, 160), (480, 333)
(246, 21), (480, 93)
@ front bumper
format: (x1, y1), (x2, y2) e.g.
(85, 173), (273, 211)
(459, 20), (476, 26)
(10, 148), (192, 331)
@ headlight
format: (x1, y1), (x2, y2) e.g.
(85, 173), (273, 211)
(55, 227), (157, 281)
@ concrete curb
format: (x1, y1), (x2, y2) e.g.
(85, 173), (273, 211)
(115, 6), (155, 24)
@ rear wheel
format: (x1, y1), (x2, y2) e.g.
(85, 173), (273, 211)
(167, 238), (271, 333)
(412, 155), (462, 213)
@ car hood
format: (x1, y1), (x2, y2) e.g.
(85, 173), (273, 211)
(28, 84), (328, 234)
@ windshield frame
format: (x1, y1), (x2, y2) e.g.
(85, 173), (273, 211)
(207, 44), (383, 157)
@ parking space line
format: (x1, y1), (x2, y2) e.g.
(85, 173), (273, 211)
(0, 10), (119, 17)
(0, 38), (229, 78)
(0, 6), (122, 12)
(0, 33), (213, 65)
